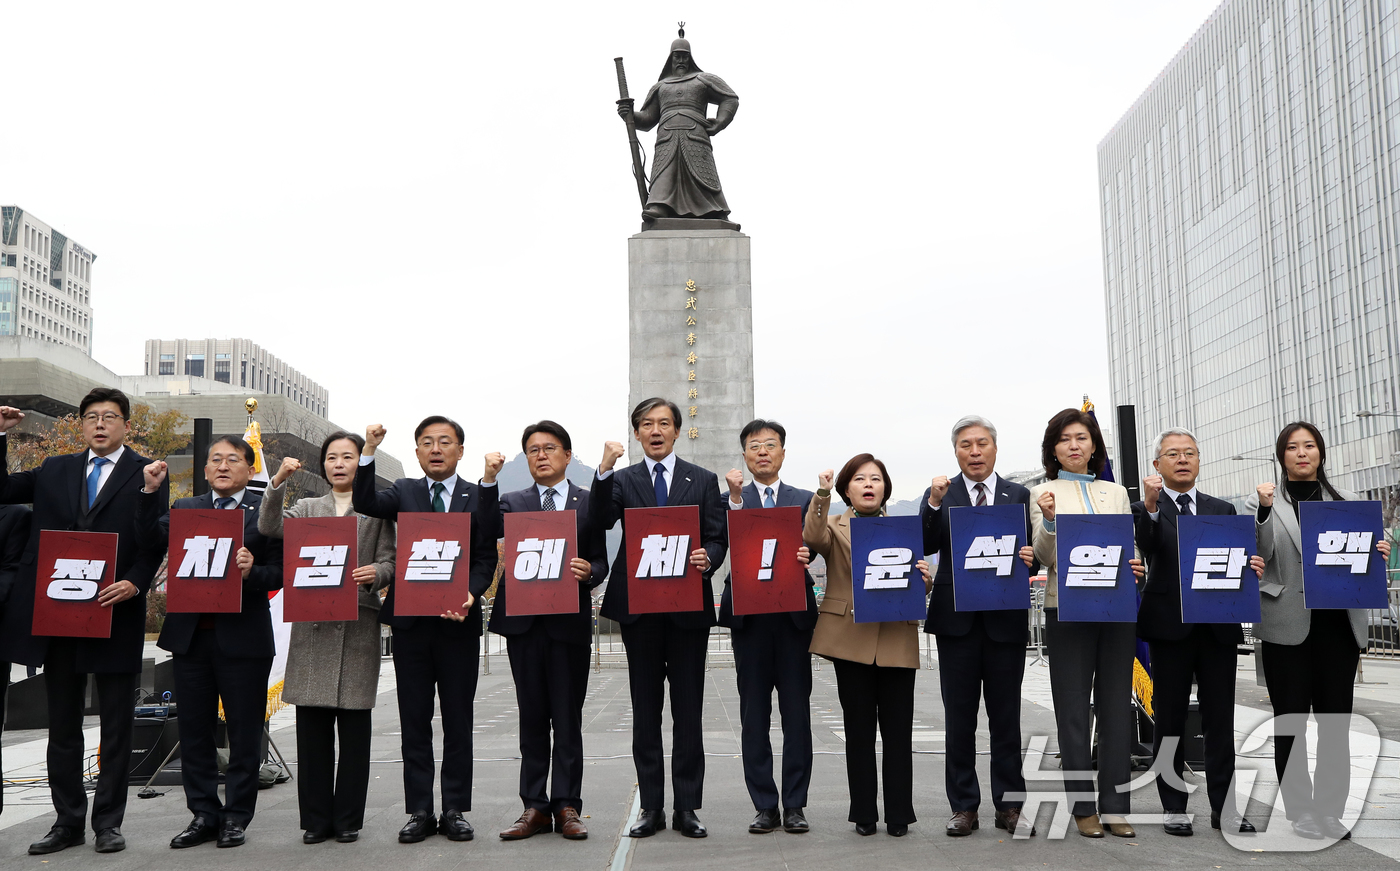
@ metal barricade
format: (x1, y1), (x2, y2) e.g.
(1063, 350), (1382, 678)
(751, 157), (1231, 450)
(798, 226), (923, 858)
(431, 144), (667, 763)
(1363, 579), (1400, 658)
(1028, 575), (1047, 664)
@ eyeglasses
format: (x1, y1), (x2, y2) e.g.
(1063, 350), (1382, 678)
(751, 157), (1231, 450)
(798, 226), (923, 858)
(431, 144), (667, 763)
(1158, 450), (1199, 460)
(745, 441), (780, 452)
(526, 444), (562, 457)
(81, 412), (125, 424)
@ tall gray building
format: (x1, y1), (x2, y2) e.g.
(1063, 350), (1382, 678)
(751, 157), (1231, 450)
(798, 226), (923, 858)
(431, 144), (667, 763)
(143, 338), (329, 417)
(0, 206), (96, 352)
(1099, 0), (1400, 508)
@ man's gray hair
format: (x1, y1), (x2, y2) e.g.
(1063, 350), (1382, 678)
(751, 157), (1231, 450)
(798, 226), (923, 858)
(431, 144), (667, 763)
(950, 415), (998, 447)
(1152, 427), (1199, 458)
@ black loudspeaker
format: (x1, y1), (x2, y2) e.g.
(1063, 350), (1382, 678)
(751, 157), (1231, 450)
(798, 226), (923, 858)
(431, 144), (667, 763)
(1116, 404), (1140, 503)
(128, 715), (181, 784)
(5, 673), (47, 730)
(1134, 701), (1205, 767)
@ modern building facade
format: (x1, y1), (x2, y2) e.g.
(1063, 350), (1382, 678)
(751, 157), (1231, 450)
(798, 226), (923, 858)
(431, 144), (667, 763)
(0, 206), (96, 352)
(1100, 0), (1400, 510)
(142, 337), (328, 417)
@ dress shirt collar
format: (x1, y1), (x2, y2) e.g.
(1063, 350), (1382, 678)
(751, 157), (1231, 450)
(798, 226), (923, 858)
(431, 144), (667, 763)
(753, 478), (782, 502)
(1164, 484), (1199, 512)
(213, 488), (247, 507)
(643, 453), (677, 481)
(426, 473), (459, 502)
(87, 445), (125, 467)
(963, 472), (998, 503)
(536, 479), (568, 508)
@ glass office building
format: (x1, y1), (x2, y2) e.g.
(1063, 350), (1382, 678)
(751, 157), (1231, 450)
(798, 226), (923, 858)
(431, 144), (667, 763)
(1100, 0), (1400, 514)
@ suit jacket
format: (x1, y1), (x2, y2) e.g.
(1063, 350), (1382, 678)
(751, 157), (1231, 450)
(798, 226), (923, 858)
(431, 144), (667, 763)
(919, 474), (1032, 643)
(1133, 491), (1245, 644)
(258, 482), (396, 708)
(805, 492), (922, 668)
(591, 456), (727, 628)
(148, 490), (284, 658)
(717, 480), (819, 631)
(1029, 477), (1137, 609)
(0, 504), (33, 607)
(1246, 486), (1368, 648)
(488, 481), (608, 646)
(352, 458), (499, 637)
(0, 438), (168, 672)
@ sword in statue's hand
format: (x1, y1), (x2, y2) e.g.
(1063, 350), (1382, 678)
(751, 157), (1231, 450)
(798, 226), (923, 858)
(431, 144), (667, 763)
(614, 57), (649, 209)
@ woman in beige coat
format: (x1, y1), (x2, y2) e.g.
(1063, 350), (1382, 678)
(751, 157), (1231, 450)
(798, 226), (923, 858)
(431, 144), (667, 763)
(807, 453), (931, 837)
(259, 431), (395, 845)
(1028, 408), (1143, 839)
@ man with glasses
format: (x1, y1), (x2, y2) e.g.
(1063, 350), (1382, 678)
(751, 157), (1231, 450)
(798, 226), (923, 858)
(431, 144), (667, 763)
(718, 420), (818, 835)
(353, 416), (504, 845)
(0, 389), (168, 855)
(140, 436), (283, 849)
(492, 421), (607, 841)
(1133, 428), (1254, 836)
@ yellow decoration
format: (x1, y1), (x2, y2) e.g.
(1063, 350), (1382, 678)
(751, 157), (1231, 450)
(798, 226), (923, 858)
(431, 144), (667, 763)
(686, 352), (697, 364)
(686, 333), (696, 346)
(687, 427), (699, 439)
(687, 388), (698, 399)
(685, 297), (697, 310)
(686, 315), (697, 326)
(687, 370), (696, 382)
(688, 405), (698, 417)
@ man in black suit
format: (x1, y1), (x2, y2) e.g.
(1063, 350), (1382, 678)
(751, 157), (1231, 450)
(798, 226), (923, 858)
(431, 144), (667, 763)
(718, 419), (816, 835)
(353, 416), (504, 844)
(139, 436), (282, 849)
(919, 416), (1036, 838)
(492, 421), (608, 842)
(591, 397), (727, 839)
(1134, 427), (1254, 836)
(0, 503), (33, 817)
(0, 390), (169, 855)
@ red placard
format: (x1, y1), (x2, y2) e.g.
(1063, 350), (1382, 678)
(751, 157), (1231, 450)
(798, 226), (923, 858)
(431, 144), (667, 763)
(728, 507), (807, 615)
(282, 515), (360, 622)
(32, 530), (118, 638)
(624, 505), (703, 614)
(167, 509), (245, 613)
(502, 510), (580, 617)
(394, 512), (473, 616)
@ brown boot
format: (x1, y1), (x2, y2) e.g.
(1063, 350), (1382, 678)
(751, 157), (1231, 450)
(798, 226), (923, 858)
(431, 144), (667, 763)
(554, 807), (588, 840)
(1074, 814), (1104, 838)
(499, 808), (552, 840)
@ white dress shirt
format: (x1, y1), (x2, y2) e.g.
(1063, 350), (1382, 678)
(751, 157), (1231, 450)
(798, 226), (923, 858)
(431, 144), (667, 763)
(928, 472), (999, 510)
(731, 477), (782, 510)
(357, 453), (496, 490)
(537, 480), (568, 509)
(213, 488), (247, 508)
(596, 452), (677, 485)
(85, 445), (126, 499)
(1148, 484), (1199, 521)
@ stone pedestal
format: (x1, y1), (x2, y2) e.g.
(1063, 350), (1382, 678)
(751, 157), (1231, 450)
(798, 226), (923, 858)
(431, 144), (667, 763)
(628, 229), (754, 478)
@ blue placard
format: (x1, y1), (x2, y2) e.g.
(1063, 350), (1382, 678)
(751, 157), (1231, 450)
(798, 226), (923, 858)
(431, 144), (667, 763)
(849, 515), (928, 624)
(1176, 514), (1261, 624)
(1054, 513), (1137, 622)
(948, 504), (1032, 611)
(1300, 500), (1388, 609)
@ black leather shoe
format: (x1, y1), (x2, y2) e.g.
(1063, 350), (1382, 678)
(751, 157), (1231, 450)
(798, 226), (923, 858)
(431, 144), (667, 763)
(95, 827), (126, 853)
(672, 809), (707, 838)
(1210, 812), (1255, 833)
(1163, 813), (1193, 837)
(29, 825), (84, 855)
(1319, 815), (1352, 840)
(888, 823), (909, 837)
(217, 821), (245, 848)
(749, 808), (781, 834)
(335, 831), (359, 843)
(439, 810), (474, 841)
(782, 808), (809, 834)
(855, 821), (878, 836)
(629, 809), (665, 838)
(399, 812), (437, 843)
(1292, 810), (1325, 840)
(170, 818), (218, 849)
(303, 830), (329, 844)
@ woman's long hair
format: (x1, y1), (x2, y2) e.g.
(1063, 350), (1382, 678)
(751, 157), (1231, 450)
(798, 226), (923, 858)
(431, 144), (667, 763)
(1274, 421), (1344, 502)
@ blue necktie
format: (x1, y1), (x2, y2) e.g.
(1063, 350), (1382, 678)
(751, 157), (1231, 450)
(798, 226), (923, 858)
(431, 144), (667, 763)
(215, 496), (235, 510)
(653, 464), (668, 507)
(763, 486), (775, 508)
(86, 456), (110, 508)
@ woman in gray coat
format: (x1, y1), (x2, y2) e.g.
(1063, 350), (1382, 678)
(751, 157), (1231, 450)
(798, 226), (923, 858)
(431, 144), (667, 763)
(259, 431), (396, 845)
(1247, 421), (1390, 841)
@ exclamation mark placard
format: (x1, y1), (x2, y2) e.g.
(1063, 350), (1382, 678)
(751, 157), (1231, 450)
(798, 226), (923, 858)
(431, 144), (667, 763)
(758, 538), (777, 581)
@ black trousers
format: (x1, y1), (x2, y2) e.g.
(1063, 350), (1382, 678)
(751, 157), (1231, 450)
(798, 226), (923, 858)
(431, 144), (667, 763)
(296, 706), (372, 834)
(1148, 627), (1239, 814)
(620, 616), (708, 811)
(935, 614), (1027, 812)
(44, 639), (137, 831)
(731, 614), (814, 811)
(0, 660), (6, 814)
(1043, 609), (1134, 816)
(1261, 609), (1359, 820)
(505, 626), (590, 813)
(831, 657), (916, 826)
(173, 629), (273, 828)
(391, 622), (480, 814)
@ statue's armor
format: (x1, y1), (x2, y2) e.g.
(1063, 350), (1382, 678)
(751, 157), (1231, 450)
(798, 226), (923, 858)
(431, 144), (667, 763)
(634, 71), (738, 218)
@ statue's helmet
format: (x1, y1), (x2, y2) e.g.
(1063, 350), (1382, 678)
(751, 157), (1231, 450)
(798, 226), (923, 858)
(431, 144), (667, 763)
(659, 36), (701, 79)
(670, 37), (691, 53)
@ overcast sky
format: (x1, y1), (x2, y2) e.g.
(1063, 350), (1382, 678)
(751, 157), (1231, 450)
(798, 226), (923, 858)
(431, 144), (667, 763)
(6, 0), (1223, 495)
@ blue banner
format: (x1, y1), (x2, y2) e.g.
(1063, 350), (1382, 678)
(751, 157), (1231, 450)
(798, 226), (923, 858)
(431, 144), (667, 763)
(1054, 513), (1137, 622)
(849, 515), (928, 624)
(1176, 514), (1260, 624)
(1300, 500), (1388, 609)
(948, 504), (1031, 611)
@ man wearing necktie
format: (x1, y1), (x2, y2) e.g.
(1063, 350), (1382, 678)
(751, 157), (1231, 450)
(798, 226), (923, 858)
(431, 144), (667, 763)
(919, 416), (1037, 838)
(492, 421), (608, 842)
(1134, 428), (1258, 836)
(140, 436), (283, 849)
(0, 391), (167, 856)
(590, 398), (727, 838)
(718, 420), (818, 835)
(352, 416), (505, 844)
